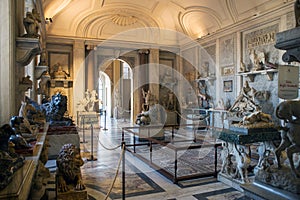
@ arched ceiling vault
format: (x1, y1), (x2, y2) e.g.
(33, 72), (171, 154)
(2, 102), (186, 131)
(43, 0), (294, 42)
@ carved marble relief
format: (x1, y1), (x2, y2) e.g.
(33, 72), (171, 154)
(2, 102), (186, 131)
(243, 24), (279, 70)
(287, 11), (296, 30)
(220, 36), (234, 67)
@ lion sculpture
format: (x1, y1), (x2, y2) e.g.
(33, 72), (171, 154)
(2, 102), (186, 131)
(56, 144), (85, 192)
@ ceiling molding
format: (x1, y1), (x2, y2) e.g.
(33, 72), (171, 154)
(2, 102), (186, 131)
(225, 0), (238, 23)
(75, 8), (159, 37)
(178, 6), (222, 37)
(110, 13), (138, 26)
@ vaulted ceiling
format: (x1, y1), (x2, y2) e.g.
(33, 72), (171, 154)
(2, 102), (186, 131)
(43, 0), (292, 43)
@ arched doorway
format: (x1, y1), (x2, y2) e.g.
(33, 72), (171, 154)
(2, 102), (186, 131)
(98, 59), (133, 122)
(98, 72), (111, 118)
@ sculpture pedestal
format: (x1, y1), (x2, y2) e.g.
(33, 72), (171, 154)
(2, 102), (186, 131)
(47, 125), (79, 159)
(242, 180), (300, 200)
(0, 160), (35, 200)
(57, 189), (88, 200)
(254, 165), (300, 194)
(137, 124), (164, 141)
(165, 111), (177, 125)
(78, 112), (100, 129)
(217, 172), (250, 192)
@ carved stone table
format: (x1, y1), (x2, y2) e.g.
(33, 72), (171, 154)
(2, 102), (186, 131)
(217, 128), (281, 192)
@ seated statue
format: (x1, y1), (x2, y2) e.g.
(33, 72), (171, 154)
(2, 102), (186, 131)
(56, 144), (85, 192)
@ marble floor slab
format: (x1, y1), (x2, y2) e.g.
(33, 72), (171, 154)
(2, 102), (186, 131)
(43, 118), (251, 200)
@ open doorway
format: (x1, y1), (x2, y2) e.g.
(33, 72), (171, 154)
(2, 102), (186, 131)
(98, 72), (111, 118)
(98, 60), (133, 122)
(111, 60), (133, 122)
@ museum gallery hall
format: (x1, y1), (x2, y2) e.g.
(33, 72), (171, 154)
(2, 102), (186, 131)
(1, 0), (300, 200)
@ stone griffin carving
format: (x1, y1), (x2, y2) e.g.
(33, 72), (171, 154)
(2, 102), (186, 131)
(275, 100), (300, 177)
(56, 144), (85, 192)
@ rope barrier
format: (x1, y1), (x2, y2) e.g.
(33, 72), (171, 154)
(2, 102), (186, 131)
(174, 110), (209, 122)
(96, 134), (122, 150)
(104, 143), (125, 200)
(117, 107), (130, 115)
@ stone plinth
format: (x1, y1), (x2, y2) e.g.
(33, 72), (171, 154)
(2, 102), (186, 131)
(57, 189), (88, 200)
(0, 160), (35, 200)
(242, 180), (300, 200)
(255, 165), (300, 194)
(78, 112), (100, 129)
(137, 123), (164, 141)
(217, 172), (249, 192)
(47, 125), (79, 159)
(165, 111), (178, 125)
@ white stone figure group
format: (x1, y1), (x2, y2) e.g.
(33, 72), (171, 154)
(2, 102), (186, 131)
(77, 89), (100, 112)
(249, 49), (265, 71)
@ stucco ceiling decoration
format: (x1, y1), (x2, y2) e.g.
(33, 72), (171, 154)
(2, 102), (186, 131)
(110, 14), (138, 26)
(43, 0), (294, 41)
(179, 6), (223, 38)
(43, 0), (72, 18)
(75, 9), (159, 39)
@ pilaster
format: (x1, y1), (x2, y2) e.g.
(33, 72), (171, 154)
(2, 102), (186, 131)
(0, 0), (16, 124)
(73, 40), (85, 121)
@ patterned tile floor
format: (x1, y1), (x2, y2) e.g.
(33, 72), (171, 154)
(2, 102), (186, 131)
(44, 117), (252, 200)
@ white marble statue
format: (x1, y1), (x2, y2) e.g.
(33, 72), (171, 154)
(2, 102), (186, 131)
(77, 89), (100, 112)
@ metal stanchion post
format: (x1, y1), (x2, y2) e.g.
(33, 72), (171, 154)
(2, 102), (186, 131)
(103, 110), (108, 131)
(87, 123), (97, 161)
(80, 116), (87, 143)
(122, 142), (125, 200)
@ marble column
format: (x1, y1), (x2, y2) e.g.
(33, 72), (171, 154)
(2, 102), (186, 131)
(73, 40), (85, 123)
(113, 60), (121, 108)
(86, 45), (96, 91)
(134, 49), (149, 118)
(0, 0), (16, 124)
(149, 49), (160, 102)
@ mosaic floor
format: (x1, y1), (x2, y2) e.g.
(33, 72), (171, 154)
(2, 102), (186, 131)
(43, 118), (252, 200)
